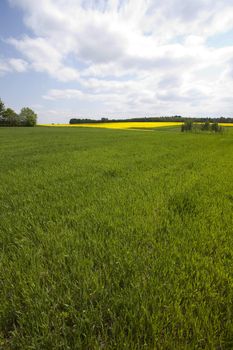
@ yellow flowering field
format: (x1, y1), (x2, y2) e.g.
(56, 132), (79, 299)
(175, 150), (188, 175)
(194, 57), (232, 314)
(39, 122), (182, 129)
(219, 123), (233, 127)
(39, 121), (233, 130)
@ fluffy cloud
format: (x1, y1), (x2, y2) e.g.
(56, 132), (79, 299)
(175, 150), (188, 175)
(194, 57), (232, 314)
(0, 57), (28, 75)
(8, 36), (80, 81)
(5, 0), (233, 117)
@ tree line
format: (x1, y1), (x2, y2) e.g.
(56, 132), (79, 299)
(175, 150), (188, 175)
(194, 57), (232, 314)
(70, 116), (184, 124)
(70, 116), (233, 124)
(0, 98), (37, 127)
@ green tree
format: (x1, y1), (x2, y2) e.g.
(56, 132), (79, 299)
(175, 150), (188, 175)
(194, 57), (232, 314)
(0, 99), (6, 125)
(0, 98), (5, 117)
(2, 108), (19, 126)
(101, 117), (109, 122)
(19, 107), (37, 126)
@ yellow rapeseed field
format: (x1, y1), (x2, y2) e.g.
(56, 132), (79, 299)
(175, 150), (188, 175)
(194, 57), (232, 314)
(39, 122), (182, 129)
(219, 123), (233, 127)
(39, 122), (233, 130)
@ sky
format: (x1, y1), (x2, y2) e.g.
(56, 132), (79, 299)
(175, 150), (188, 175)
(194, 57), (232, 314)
(1, 0), (233, 123)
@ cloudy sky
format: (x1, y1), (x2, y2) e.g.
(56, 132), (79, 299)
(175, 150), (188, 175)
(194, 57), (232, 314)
(1, 0), (233, 123)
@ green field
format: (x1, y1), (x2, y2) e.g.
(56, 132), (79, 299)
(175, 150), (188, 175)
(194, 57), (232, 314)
(1, 126), (233, 349)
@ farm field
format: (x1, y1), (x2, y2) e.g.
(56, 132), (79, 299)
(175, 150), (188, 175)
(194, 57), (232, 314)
(39, 121), (183, 130)
(39, 121), (233, 130)
(1, 125), (233, 349)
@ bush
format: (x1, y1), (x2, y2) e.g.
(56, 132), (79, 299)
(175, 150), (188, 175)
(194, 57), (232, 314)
(211, 122), (223, 133)
(181, 121), (193, 132)
(201, 121), (211, 131)
(181, 121), (224, 134)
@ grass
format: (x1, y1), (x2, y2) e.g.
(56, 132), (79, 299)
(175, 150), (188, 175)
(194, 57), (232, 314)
(0, 126), (233, 349)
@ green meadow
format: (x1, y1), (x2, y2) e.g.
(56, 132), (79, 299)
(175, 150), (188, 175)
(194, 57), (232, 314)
(0, 126), (233, 349)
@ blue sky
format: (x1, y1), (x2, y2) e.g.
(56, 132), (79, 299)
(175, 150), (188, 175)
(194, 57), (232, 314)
(1, 0), (233, 123)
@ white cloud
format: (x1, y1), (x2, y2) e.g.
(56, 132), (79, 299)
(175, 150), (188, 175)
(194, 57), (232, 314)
(8, 36), (80, 81)
(0, 60), (10, 75)
(5, 0), (233, 117)
(8, 58), (28, 72)
(0, 57), (28, 75)
(43, 89), (85, 100)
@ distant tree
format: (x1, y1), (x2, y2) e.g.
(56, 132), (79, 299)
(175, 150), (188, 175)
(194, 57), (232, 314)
(2, 108), (19, 126)
(0, 98), (5, 117)
(19, 107), (37, 126)
(0, 99), (6, 125)
(101, 117), (109, 122)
